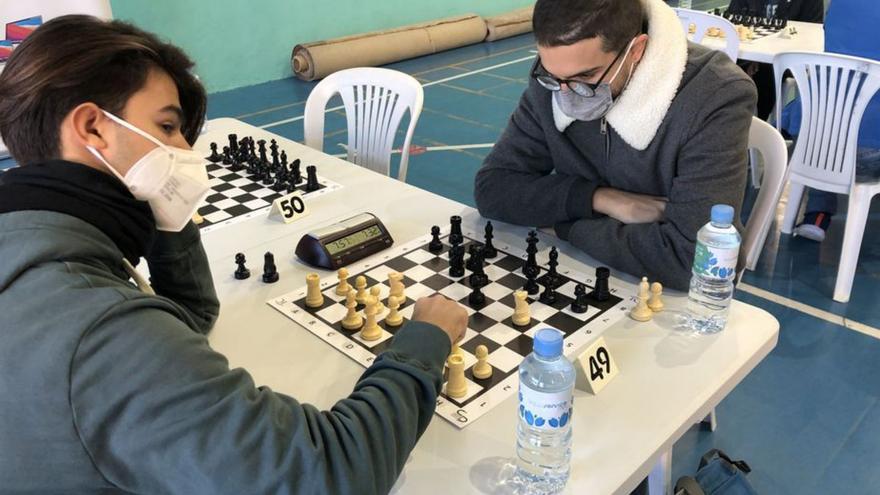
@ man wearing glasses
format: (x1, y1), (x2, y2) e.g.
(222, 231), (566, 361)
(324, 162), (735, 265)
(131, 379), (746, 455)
(475, 0), (757, 290)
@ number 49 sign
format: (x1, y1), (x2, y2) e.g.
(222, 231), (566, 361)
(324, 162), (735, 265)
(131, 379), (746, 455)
(269, 191), (310, 224)
(575, 337), (619, 395)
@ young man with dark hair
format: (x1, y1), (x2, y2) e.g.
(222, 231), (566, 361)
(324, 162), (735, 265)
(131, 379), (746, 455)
(0, 15), (466, 494)
(475, 0), (757, 290)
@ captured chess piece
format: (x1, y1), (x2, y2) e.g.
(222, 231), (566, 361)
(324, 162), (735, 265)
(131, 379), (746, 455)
(630, 277), (653, 322)
(428, 225), (443, 253)
(482, 221), (498, 258)
(305, 273), (324, 308)
(445, 354), (467, 398)
(305, 165), (320, 192)
(341, 289), (363, 330)
(473, 345), (493, 379)
(385, 295), (404, 327)
(336, 268), (351, 296)
(262, 252), (279, 283)
(354, 275), (368, 304)
(512, 290), (531, 326)
(571, 283), (589, 313)
(648, 282), (664, 312)
(361, 297), (382, 341)
(591, 266), (611, 301)
(234, 253), (250, 280)
(206, 142), (222, 163)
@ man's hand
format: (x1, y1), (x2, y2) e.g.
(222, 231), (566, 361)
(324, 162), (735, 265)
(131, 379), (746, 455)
(592, 187), (668, 224)
(411, 296), (467, 347)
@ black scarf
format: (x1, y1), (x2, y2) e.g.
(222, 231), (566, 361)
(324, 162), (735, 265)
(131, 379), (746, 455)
(0, 160), (156, 264)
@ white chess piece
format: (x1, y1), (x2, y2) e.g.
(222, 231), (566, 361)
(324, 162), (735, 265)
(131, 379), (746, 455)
(389, 272), (405, 302)
(370, 286), (385, 314)
(336, 268), (351, 296)
(472, 345), (492, 379)
(512, 290), (531, 326)
(341, 289), (363, 330)
(354, 275), (368, 304)
(305, 273), (324, 308)
(630, 277), (653, 322)
(385, 295), (403, 327)
(360, 296), (382, 341)
(446, 354), (467, 398)
(648, 282), (664, 312)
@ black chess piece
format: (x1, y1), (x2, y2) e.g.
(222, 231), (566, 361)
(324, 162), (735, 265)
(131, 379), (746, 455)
(221, 146), (232, 165)
(523, 231), (538, 275)
(466, 244), (481, 272)
(228, 133), (239, 157)
(539, 277), (557, 305)
(258, 139), (269, 166)
(590, 266), (611, 302)
(206, 142), (222, 163)
(305, 165), (320, 192)
(523, 264), (540, 295)
(291, 159), (302, 184)
(262, 252), (279, 283)
(468, 279), (487, 307)
(571, 284), (589, 313)
(234, 253), (250, 280)
(280, 150), (288, 168)
(261, 165), (274, 185)
(449, 215), (463, 245)
(448, 243), (465, 278)
(271, 146), (280, 171)
(428, 225), (443, 253)
(286, 179), (297, 193)
(545, 246), (559, 284)
(482, 221), (497, 258)
(272, 175), (287, 191)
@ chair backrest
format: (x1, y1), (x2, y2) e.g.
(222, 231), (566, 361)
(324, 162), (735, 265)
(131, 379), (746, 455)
(742, 117), (788, 273)
(304, 67), (424, 181)
(773, 52), (880, 193)
(673, 8), (740, 61)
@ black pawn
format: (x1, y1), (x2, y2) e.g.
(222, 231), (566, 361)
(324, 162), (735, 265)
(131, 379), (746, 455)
(206, 142), (222, 163)
(468, 282), (486, 308)
(261, 166), (274, 185)
(448, 243), (465, 278)
(291, 159), (303, 184)
(262, 252), (279, 283)
(234, 253), (250, 280)
(305, 165), (320, 192)
(523, 264), (540, 295)
(466, 244), (481, 272)
(539, 278), (557, 305)
(221, 146), (232, 165)
(571, 284), (589, 313)
(590, 266), (611, 302)
(449, 215), (463, 245)
(428, 225), (443, 253)
(482, 221), (498, 259)
(272, 174), (287, 191)
(280, 150), (288, 168)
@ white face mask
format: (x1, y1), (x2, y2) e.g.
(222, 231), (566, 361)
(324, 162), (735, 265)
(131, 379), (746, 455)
(86, 110), (210, 232)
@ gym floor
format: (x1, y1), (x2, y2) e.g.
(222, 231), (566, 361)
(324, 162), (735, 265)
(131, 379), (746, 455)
(3, 30), (877, 494)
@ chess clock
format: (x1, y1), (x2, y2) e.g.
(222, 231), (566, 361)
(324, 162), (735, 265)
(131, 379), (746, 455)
(295, 213), (393, 269)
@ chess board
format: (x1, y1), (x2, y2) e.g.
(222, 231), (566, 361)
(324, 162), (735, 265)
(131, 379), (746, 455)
(268, 226), (637, 428)
(197, 162), (342, 233)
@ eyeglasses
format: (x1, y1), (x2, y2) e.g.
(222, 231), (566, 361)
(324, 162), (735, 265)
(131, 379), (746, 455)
(531, 46), (628, 98)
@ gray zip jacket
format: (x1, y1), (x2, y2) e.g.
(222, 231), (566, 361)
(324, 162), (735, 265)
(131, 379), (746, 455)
(474, 1), (757, 290)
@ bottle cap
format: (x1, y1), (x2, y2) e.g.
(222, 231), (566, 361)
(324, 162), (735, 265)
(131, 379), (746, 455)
(533, 328), (563, 358)
(711, 204), (735, 225)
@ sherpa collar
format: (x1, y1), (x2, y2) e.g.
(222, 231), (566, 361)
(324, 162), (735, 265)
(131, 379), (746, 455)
(552, 0), (688, 150)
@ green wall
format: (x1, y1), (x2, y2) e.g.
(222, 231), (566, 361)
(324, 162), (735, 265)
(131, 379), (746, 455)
(110, 0), (534, 93)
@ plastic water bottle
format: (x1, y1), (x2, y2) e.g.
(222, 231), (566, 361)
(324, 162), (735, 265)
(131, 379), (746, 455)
(679, 0), (693, 9)
(685, 204), (741, 334)
(514, 328), (576, 494)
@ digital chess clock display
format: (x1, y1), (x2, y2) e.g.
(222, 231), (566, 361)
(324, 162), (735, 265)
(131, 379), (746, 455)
(295, 213), (393, 269)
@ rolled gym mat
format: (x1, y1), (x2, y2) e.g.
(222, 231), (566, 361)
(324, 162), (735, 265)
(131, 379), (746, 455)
(485, 6), (534, 42)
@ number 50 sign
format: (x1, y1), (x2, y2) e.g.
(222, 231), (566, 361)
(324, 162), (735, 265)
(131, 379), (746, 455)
(270, 192), (310, 224)
(575, 337), (619, 395)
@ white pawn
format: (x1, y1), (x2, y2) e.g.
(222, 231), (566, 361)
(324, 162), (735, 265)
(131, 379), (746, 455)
(370, 286), (385, 314)
(335, 268), (351, 296)
(473, 345), (493, 379)
(354, 275), (368, 305)
(385, 295), (403, 327)
(361, 297), (382, 341)
(648, 282), (664, 312)
(341, 289), (363, 330)
(305, 273), (324, 308)
(512, 290), (531, 327)
(630, 276), (653, 322)
(446, 354), (467, 398)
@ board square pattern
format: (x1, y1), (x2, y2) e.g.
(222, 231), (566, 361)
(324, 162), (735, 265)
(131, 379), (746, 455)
(268, 226), (636, 428)
(197, 162), (342, 233)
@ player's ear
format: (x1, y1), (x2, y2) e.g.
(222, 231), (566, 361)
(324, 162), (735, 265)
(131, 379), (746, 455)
(631, 34), (649, 65)
(66, 102), (113, 151)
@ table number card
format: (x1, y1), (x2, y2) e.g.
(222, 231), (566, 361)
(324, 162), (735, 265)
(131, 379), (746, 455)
(576, 337), (619, 395)
(269, 191), (309, 224)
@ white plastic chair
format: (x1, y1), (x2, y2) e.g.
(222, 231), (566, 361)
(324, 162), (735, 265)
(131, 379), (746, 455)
(673, 8), (740, 61)
(773, 52), (880, 303)
(304, 67), (424, 182)
(741, 118), (789, 275)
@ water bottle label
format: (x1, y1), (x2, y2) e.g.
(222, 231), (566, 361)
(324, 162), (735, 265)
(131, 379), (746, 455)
(692, 241), (738, 281)
(518, 386), (573, 430)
